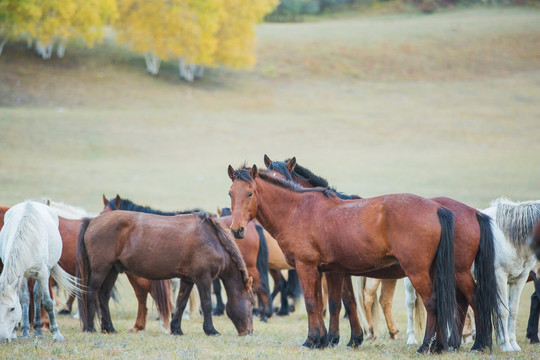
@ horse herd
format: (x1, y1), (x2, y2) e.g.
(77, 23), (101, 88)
(1, 154), (540, 355)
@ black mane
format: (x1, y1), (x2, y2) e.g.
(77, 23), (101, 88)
(271, 160), (362, 200)
(108, 197), (202, 216)
(233, 168), (338, 199)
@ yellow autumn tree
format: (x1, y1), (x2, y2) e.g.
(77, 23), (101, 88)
(0, 0), (117, 59)
(116, 0), (277, 80)
(214, 0), (278, 69)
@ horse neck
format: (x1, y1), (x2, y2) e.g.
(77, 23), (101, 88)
(220, 258), (246, 298)
(254, 177), (305, 237)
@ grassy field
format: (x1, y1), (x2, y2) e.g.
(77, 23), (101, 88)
(1, 5), (540, 359)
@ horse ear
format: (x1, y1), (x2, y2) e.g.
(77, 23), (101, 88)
(102, 195), (109, 206)
(263, 154), (272, 168)
(228, 165), (235, 180)
(114, 195), (121, 209)
(246, 276), (253, 289)
(287, 157), (297, 172)
(251, 165), (258, 179)
(217, 207), (222, 217)
(46, 199), (51, 206)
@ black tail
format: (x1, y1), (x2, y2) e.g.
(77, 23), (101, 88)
(150, 280), (173, 330)
(472, 212), (502, 351)
(286, 269), (302, 300)
(435, 208), (460, 350)
(76, 217), (93, 332)
(255, 224), (272, 318)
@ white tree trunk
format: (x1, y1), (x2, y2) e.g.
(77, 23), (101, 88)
(56, 41), (66, 58)
(0, 37), (7, 57)
(144, 52), (161, 75)
(178, 57), (197, 82)
(35, 42), (54, 59)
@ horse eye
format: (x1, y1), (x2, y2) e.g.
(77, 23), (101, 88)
(248, 192), (253, 198)
(10, 307), (15, 312)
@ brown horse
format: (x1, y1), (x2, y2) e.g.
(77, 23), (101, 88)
(77, 210), (254, 336)
(227, 165), (458, 353)
(264, 156), (502, 352)
(103, 196), (271, 322)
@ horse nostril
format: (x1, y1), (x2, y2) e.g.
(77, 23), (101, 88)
(239, 227), (245, 237)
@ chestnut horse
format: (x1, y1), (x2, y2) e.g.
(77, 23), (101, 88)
(227, 165), (458, 353)
(77, 210), (254, 336)
(264, 156), (502, 352)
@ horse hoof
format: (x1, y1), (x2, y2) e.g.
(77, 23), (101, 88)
(58, 309), (71, 315)
(510, 341), (521, 352)
(529, 336), (540, 344)
(53, 333), (65, 342)
(205, 329), (220, 336)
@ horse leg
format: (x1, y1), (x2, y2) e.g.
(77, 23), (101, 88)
(342, 275), (364, 347)
(277, 273), (290, 316)
(212, 279), (225, 316)
(404, 277), (418, 345)
(322, 275), (329, 317)
(495, 270), (512, 351)
(462, 307), (474, 345)
(295, 261), (327, 348)
(196, 279), (220, 336)
(406, 272), (441, 354)
(126, 273), (149, 332)
(36, 271), (64, 341)
(507, 275), (528, 351)
(84, 268), (113, 333)
(59, 294), (75, 315)
(98, 269), (119, 334)
(526, 281), (540, 343)
(454, 290), (469, 348)
(19, 279), (30, 339)
(32, 280), (44, 338)
(325, 272), (343, 346)
(170, 279), (194, 335)
(380, 279), (399, 339)
(363, 278), (380, 340)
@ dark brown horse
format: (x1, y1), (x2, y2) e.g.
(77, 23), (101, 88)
(102, 195), (271, 322)
(77, 210), (254, 336)
(227, 165), (459, 353)
(264, 156), (502, 352)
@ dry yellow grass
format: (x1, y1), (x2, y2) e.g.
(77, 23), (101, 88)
(0, 6), (540, 359)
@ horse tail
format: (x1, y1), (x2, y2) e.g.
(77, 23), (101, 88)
(255, 224), (272, 318)
(354, 276), (370, 334)
(50, 264), (82, 299)
(435, 207), (459, 350)
(76, 217), (93, 331)
(150, 280), (172, 331)
(286, 269), (302, 305)
(473, 212), (502, 350)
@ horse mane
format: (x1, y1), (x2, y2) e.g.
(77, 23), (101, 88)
(198, 212), (250, 284)
(1, 202), (49, 284)
(285, 158), (330, 188)
(40, 198), (95, 219)
(112, 197), (202, 216)
(234, 167), (338, 199)
(493, 197), (540, 249)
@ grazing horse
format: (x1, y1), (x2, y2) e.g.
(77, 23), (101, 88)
(227, 165), (459, 353)
(103, 195), (271, 322)
(263, 156), (501, 352)
(217, 207), (301, 317)
(0, 201), (79, 342)
(77, 210), (254, 336)
(214, 211), (272, 321)
(481, 198), (540, 351)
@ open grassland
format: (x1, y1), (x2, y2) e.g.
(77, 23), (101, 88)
(1, 5), (540, 359)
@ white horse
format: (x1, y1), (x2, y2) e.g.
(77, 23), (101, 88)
(0, 201), (80, 342)
(482, 197), (540, 352)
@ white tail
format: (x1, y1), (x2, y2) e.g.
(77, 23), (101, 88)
(51, 265), (84, 298)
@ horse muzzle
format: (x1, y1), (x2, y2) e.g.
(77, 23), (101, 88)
(230, 227), (245, 239)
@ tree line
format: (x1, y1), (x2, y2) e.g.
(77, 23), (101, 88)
(0, 0), (277, 81)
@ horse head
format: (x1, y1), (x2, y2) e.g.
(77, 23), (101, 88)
(0, 279), (22, 342)
(227, 165), (259, 240)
